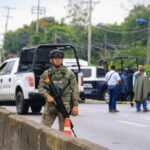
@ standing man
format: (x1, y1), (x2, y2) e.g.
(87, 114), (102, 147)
(132, 65), (146, 88)
(38, 49), (79, 131)
(133, 65), (149, 112)
(105, 65), (121, 112)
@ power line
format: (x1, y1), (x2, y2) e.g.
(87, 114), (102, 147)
(96, 24), (148, 34)
(31, 0), (46, 32)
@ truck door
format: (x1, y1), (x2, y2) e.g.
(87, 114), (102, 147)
(0, 60), (16, 101)
(0, 62), (8, 100)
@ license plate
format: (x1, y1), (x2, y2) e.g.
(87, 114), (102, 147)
(84, 83), (93, 88)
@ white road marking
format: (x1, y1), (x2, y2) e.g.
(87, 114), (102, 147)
(119, 120), (148, 127)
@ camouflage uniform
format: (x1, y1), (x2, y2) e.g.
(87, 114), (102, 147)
(38, 65), (79, 131)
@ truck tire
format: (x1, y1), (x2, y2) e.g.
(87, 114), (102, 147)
(31, 103), (42, 113)
(103, 90), (109, 103)
(16, 91), (29, 114)
(79, 92), (86, 103)
(79, 98), (85, 103)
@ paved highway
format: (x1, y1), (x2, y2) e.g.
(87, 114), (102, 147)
(3, 100), (150, 150)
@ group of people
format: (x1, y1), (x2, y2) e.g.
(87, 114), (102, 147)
(105, 64), (150, 113)
(37, 48), (150, 133)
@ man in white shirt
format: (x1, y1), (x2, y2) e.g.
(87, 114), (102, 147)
(105, 65), (121, 112)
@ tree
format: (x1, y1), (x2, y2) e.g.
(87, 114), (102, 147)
(30, 32), (42, 45)
(65, 0), (88, 26)
(3, 26), (32, 55)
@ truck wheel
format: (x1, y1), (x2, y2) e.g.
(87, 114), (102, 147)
(16, 91), (29, 114)
(79, 92), (86, 103)
(103, 90), (109, 103)
(79, 98), (85, 103)
(31, 104), (42, 113)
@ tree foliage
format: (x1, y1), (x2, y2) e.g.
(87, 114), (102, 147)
(2, 3), (150, 65)
(65, 0), (88, 26)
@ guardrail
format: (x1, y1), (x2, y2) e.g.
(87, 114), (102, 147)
(0, 108), (109, 150)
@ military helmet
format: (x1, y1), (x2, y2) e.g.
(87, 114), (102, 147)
(49, 49), (64, 58)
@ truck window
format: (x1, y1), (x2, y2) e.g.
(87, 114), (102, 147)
(19, 49), (35, 71)
(81, 69), (91, 77)
(96, 67), (107, 77)
(0, 62), (8, 75)
(0, 61), (15, 75)
(70, 68), (91, 78)
(5, 61), (15, 74)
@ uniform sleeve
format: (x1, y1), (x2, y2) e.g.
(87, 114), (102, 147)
(69, 71), (79, 106)
(38, 71), (50, 98)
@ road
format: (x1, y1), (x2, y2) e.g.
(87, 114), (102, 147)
(3, 100), (150, 150)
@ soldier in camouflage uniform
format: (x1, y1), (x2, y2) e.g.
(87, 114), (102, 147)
(38, 49), (79, 131)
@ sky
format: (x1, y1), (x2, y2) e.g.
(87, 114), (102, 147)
(0, 0), (149, 44)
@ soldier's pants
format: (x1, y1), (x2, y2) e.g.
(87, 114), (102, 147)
(42, 103), (71, 131)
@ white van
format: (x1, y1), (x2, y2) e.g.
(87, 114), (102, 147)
(63, 58), (88, 67)
(69, 66), (108, 100)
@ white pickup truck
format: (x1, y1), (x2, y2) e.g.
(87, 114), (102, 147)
(0, 44), (84, 114)
(0, 57), (43, 114)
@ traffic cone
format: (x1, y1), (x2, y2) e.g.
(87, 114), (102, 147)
(63, 118), (72, 136)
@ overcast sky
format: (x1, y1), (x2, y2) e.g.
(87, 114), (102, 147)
(0, 0), (149, 42)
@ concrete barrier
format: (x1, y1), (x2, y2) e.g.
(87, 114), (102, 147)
(0, 108), (109, 150)
(0, 108), (9, 150)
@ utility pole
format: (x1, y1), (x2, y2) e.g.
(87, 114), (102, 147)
(2, 6), (15, 61)
(3, 6), (15, 32)
(88, 0), (92, 65)
(104, 34), (107, 58)
(31, 0), (46, 32)
(146, 18), (150, 64)
(82, 0), (100, 65)
(0, 39), (3, 63)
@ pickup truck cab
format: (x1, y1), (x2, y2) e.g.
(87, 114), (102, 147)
(0, 58), (19, 101)
(0, 44), (84, 114)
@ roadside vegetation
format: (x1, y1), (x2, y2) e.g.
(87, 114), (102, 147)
(2, 2), (150, 66)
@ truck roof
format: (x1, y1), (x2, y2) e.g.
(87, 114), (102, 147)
(63, 59), (88, 67)
(19, 44), (81, 71)
(2, 57), (19, 63)
(21, 44), (75, 51)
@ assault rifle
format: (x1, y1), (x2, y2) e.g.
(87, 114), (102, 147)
(43, 77), (77, 137)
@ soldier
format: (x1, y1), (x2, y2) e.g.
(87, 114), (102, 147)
(38, 49), (79, 131)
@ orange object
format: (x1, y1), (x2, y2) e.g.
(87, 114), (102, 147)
(45, 75), (50, 84)
(63, 118), (72, 136)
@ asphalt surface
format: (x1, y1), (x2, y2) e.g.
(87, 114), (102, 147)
(3, 99), (150, 150)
